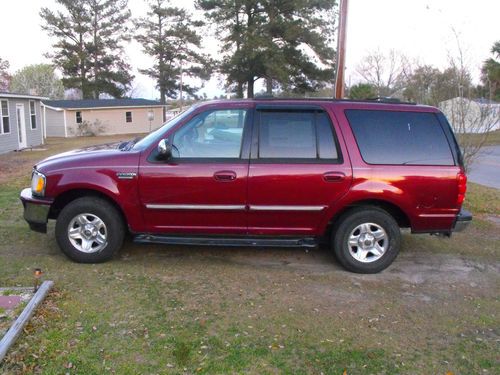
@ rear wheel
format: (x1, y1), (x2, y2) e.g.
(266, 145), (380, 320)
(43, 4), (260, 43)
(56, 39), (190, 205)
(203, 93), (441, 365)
(332, 207), (401, 273)
(55, 197), (125, 263)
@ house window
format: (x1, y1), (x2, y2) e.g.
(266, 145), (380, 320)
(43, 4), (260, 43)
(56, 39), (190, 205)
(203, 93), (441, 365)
(76, 111), (82, 124)
(30, 100), (37, 129)
(126, 111), (132, 123)
(1, 100), (10, 134)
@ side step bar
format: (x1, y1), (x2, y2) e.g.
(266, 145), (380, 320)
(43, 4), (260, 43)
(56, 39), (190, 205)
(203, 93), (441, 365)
(134, 234), (318, 248)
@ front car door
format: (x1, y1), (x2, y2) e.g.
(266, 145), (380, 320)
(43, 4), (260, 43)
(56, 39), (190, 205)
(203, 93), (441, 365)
(138, 105), (252, 234)
(247, 104), (352, 235)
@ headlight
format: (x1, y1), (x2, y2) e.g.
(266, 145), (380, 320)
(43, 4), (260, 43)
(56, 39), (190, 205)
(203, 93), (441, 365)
(31, 170), (46, 197)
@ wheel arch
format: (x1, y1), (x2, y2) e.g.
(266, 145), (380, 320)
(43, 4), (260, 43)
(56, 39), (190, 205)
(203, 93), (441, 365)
(326, 199), (411, 237)
(49, 188), (127, 230)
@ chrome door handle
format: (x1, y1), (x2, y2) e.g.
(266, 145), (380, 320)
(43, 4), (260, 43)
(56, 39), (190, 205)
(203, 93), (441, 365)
(214, 171), (237, 181)
(323, 172), (345, 182)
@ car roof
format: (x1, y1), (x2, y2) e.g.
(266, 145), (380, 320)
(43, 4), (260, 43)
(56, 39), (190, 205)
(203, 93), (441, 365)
(199, 98), (439, 113)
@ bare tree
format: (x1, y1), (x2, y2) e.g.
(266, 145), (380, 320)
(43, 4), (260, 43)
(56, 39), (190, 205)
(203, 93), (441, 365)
(355, 49), (406, 97)
(439, 32), (500, 172)
(0, 57), (11, 91)
(441, 98), (499, 172)
(10, 64), (65, 99)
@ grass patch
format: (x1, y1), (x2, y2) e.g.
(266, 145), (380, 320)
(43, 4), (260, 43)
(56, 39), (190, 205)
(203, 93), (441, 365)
(459, 129), (500, 146)
(0, 135), (498, 373)
(464, 182), (500, 215)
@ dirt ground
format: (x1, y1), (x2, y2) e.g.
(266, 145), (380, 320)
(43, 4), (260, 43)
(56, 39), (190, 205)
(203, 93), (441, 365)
(0, 136), (499, 373)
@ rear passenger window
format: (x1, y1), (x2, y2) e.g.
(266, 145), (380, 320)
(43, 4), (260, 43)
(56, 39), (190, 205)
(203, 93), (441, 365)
(317, 112), (339, 159)
(345, 110), (454, 165)
(258, 110), (340, 161)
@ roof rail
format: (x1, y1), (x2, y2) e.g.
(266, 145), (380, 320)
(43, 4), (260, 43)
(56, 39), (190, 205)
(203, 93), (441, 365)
(250, 96), (417, 105)
(365, 96), (402, 103)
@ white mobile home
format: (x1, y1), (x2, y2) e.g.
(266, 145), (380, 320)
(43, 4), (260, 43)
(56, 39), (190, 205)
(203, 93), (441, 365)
(0, 92), (46, 154)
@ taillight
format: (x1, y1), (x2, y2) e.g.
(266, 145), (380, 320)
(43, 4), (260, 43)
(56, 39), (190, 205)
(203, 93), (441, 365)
(457, 172), (467, 205)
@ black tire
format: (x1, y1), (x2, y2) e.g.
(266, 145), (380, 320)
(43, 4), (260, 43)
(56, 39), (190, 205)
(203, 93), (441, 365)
(55, 197), (125, 263)
(332, 207), (401, 273)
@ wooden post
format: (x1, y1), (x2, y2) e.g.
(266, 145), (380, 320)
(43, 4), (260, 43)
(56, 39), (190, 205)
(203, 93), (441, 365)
(334, 0), (349, 99)
(179, 62), (183, 112)
(0, 281), (54, 362)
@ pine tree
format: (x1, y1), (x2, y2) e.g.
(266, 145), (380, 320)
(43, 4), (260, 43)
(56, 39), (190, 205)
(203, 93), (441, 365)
(40, 0), (133, 99)
(87, 0), (133, 98)
(197, 0), (336, 98)
(135, 0), (211, 110)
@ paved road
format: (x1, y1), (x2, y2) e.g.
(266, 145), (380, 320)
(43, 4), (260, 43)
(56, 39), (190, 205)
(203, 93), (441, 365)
(468, 145), (500, 189)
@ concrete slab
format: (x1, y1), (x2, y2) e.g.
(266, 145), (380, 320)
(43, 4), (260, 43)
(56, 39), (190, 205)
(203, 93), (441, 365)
(0, 296), (22, 310)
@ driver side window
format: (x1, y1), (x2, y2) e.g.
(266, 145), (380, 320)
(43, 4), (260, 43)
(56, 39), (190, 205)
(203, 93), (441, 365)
(172, 109), (247, 158)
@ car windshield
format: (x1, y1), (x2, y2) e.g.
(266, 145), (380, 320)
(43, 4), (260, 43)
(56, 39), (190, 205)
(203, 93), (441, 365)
(131, 105), (197, 151)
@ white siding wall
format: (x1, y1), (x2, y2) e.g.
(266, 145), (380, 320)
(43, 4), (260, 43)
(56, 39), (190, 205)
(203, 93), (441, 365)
(26, 100), (43, 147)
(44, 107), (66, 137)
(0, 97), (44, 154)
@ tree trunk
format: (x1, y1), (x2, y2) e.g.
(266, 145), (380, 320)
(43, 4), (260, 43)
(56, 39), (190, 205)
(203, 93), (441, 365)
(237, 82), (244, 98)
(79, 32), (88, 99)
(247, 79), (254, 98)
(160, 87), (166, 122)
(93, 10), (99, 99)
(266, 78), (273, 95)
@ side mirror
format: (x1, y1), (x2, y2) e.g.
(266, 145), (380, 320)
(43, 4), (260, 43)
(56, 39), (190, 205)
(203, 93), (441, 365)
(157, 139), (172, 159)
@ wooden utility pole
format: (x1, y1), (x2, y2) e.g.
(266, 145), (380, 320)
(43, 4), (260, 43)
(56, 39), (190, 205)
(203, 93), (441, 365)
(179, 62), (184, 111)
(334, 0), (348, 99)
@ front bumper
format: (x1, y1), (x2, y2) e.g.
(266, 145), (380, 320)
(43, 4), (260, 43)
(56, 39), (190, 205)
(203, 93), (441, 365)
(452, 208), (472, 232)
(19, 188), (54, 233)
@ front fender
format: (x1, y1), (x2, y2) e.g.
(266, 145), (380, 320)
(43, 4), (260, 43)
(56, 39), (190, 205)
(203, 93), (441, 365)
(45, 166), (143, 232)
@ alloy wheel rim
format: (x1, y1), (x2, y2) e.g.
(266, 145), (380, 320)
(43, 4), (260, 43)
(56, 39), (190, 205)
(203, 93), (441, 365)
(67, 213), (108, 253)
(347, 222), (388, 263)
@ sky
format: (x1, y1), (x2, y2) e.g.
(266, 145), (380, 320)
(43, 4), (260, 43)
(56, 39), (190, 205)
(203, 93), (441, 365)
(0, 0), (498, 99)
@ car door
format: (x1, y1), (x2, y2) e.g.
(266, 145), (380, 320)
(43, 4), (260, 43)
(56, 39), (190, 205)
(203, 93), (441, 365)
(247, 105), (352, 235)
(138, 106), (252, 234)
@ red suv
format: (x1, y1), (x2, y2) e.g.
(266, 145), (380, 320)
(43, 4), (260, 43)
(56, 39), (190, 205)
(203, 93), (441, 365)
(20, 99), (471, 273)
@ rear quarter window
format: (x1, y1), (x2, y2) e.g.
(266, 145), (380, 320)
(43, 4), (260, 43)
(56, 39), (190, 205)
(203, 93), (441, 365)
(345, 110), (455, 165)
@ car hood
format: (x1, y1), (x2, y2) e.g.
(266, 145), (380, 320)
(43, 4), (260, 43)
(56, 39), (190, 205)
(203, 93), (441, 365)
(35, 141), (140, 174)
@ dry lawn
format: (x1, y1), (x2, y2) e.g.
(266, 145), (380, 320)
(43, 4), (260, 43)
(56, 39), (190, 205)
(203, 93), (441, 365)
(0, 136), (498, 374)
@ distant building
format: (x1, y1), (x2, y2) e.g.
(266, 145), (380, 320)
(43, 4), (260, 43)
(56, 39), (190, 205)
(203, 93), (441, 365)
(42, 99), (166, 137)
(165, 107), (183, 120)
(439, 97), (500, 133)
(0, 92), (47, 154)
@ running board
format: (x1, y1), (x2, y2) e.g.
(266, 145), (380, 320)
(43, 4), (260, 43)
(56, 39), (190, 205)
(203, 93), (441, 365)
(133, 234), (318, 248)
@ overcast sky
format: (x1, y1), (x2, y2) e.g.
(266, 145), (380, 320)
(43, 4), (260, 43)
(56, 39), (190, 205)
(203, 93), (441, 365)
(0, 0), (498, 99)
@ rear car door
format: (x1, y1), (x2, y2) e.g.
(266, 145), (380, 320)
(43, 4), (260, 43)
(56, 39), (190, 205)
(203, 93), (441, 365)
(138, 106), (252, 234)
(247, 105), (352, 235)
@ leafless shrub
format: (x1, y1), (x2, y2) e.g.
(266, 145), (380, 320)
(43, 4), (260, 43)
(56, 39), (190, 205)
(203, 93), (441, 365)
(439, 31), (500, 172)
(441, 98), (499, 171)
(74, 119), (106, 137)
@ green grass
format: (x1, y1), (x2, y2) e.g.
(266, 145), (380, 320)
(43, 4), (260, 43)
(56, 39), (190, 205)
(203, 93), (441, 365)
(464, 182), (500, 214)
(0, 136), (499, 373)
(460, 129), (500, 146)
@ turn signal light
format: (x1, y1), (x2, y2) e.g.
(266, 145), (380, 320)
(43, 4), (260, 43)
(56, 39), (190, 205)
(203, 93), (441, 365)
(457, 172), (467, 205)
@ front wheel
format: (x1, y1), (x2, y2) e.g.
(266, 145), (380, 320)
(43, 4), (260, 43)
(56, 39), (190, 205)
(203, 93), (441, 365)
(55, 197), (125, 263)
(332, 207), (401, 273)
